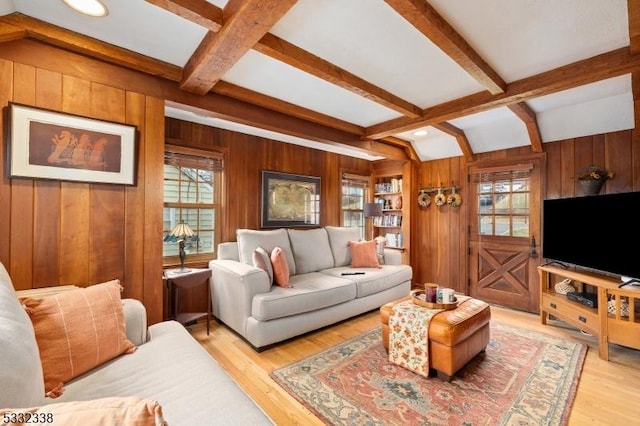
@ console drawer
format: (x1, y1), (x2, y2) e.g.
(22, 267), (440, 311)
(542, 293), (599, 334)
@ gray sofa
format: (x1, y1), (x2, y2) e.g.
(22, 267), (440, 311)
(0, 262), (272, 425)
(209, 226), (412, 350)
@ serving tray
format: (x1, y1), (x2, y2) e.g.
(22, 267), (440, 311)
(410, 290), (459, 310)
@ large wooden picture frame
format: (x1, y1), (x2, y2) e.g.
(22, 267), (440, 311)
(261, 171), (320, 228)
(6, 102), (138, 185)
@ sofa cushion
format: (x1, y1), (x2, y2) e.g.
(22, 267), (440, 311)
(0, 397), (167, 426)
(349, 240), (381, 268)
(287, 228), (334, 274)
(55, 321), (272, 425)
(251, 273), (356, 321)
(271, 246), (291, 287)
(325, 226), (361, 267)
(0, 262), (45, 409)
(252, 247), (274, 284)
(237, 228), (296, 275)
(321, 264), (413, 298)
(21, 280), (136, 398)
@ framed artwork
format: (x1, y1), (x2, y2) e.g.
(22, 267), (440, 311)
(261, 171), (320, 228)
(5, 102), (138, 185)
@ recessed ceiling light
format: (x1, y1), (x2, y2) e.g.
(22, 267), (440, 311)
(413, 130), (428, 136)
(62, 0), (109, 17)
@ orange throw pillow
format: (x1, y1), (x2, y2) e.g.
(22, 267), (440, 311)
(21, 280), (136, 398)
(270, 246), (291, 287)
(0, 396), (167, 426)
(349, 240), (381, 268)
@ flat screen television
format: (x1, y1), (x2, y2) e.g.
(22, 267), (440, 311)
(542, 191), (640, 284)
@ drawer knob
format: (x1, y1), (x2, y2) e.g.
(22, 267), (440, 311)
(550, 303), (557, 309)
(579, 316), (586, 323)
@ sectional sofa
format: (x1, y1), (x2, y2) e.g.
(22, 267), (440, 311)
(209, 226), (413, 350)
(0, 262), (272, 425)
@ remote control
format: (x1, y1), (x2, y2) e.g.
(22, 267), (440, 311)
(341, 272), (365, 275)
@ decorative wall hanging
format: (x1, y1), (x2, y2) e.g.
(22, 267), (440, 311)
(6, 102), (138, 185)
(261, 171), (320, 228)
(417, 184), (462, 209)
(417, 190), (431, 208)
(447, 187), (462, 207)
(434, 188), (446, 207)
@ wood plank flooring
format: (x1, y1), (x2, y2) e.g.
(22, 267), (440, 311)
(190, 305), (640, 425)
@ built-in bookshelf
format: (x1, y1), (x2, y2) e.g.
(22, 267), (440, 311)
(373, 175), (404, 250)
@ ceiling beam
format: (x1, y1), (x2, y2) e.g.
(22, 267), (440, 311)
(379, 136), (420, 162)
(366, 47), (640, 139)
(0, 22), (26, 43)
(0, 13), (182, 81)
(144, 0), (222, 31)
(254, 33), (422, 118)
(212, 80), (364, 135)
(431, 122), (474, 162)
(508, 102), (543, 153)
(147, 0), (422, 117)
(180, 0), (297, 94)
(384, 0), (506, 95)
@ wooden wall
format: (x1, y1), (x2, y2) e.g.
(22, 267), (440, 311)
(411, 130), (638, 292)
(0, 53), (165, 324)
(0, 36), (371, 324)
(165, 117), (372, 241)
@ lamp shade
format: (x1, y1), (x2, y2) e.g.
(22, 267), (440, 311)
(164, 221), (195, 242)
(364, 202), (383, 218)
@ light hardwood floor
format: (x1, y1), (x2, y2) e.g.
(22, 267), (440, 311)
(190, 306), (640, 425)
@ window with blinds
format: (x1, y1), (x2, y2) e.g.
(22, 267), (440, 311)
(473, 164), (532, 238)
(341, 173), (369, 240)
(163, 145), (224, 261)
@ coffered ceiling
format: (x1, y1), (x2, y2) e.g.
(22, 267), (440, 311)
(0, 0), (637, 161)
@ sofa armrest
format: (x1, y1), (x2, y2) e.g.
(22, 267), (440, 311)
(122, 298), (148, 346)
(383, 249), (403, 265)
(208, 259), (271, 337)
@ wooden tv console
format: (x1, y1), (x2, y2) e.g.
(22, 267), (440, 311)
(539, 265), (640, 360)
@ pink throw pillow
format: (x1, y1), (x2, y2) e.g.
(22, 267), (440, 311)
(271, 246), (291, 287)
(348, 240), (381, 268)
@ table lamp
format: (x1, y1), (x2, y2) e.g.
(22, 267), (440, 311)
(364, 202), (383, 240)
(164, 221), (196, 273)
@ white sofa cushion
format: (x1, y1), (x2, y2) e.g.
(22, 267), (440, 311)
(0, 262), (45, 409)
(251, 273), (356, 321)
(325, 226), (361, 267)
(321, 265), (413, 298)
(55, 321), (271, 425)
(237, 229), (296, 275)
(287, 228), (334, 274)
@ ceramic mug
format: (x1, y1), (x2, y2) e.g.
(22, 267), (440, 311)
(441, 288), (455, 303)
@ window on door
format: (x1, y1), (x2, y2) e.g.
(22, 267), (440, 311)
(475, 164), (532, 238)
(341, 173), (369, 240)
(163, 145), (224, 264)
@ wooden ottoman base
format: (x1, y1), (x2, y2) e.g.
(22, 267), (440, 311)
(380, 296), (491, 381)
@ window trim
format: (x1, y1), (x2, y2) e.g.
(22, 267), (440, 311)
(163, 144), (226, 268)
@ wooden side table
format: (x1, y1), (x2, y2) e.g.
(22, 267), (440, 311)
(164, 268), (212, 335)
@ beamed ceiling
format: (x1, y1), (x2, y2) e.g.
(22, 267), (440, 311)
(0, 0), (638, 161)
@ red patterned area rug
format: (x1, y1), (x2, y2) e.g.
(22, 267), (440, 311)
(270, 322), (586, 425)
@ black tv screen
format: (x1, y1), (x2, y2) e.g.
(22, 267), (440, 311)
(542, 191), (640, 281)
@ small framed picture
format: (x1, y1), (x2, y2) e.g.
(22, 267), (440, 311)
(261, 171), (320, 228)
(6, 102), (138, 185)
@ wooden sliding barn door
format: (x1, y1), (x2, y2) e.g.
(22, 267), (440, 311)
(468, 156), (543, 313)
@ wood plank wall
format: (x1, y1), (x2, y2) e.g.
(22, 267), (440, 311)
(165, 118), (372, 241)
(0, 59), (165, 324)
(412, 130), (638, 293)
